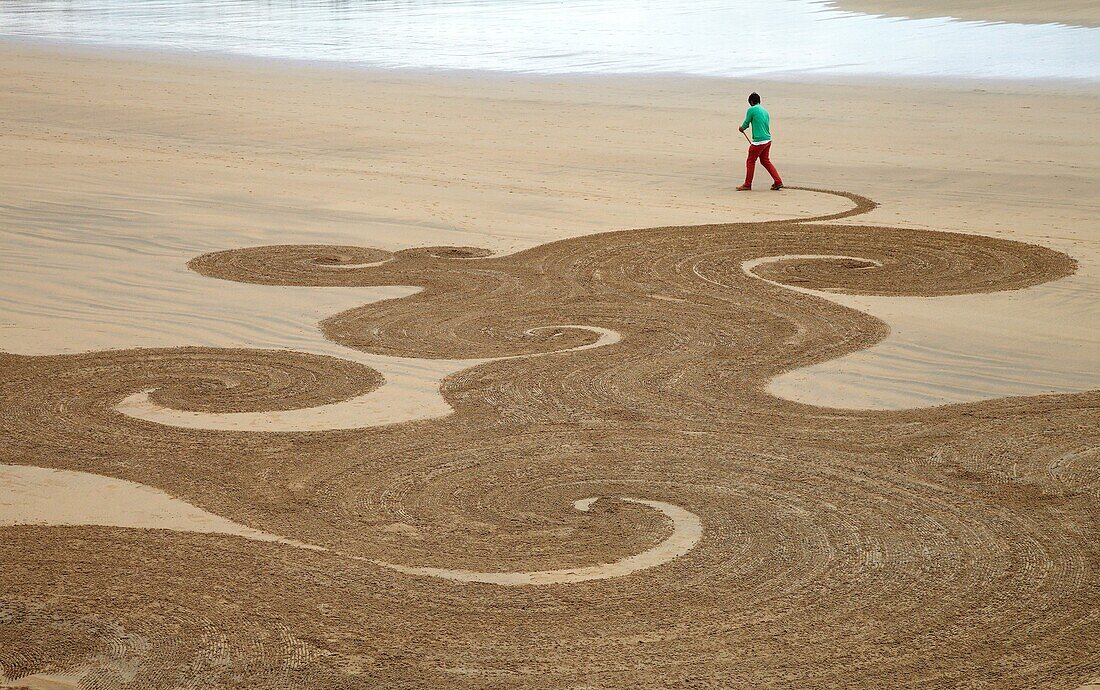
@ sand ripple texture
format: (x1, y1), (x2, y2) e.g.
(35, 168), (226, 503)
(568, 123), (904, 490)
(2, 188), (1098, 688)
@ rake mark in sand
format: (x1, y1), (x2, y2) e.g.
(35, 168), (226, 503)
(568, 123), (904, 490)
(1, 188), (1095, 688)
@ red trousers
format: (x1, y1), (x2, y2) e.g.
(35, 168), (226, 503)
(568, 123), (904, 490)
(745, 141), (782, 187)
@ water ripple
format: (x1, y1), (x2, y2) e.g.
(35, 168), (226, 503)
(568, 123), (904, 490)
(0, 0), (1097, 81)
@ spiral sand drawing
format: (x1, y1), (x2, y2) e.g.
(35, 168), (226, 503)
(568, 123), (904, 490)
(1, 187), (1097, 688)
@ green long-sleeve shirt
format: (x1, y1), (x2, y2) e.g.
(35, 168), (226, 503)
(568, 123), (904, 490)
(741, 104), (772, 143)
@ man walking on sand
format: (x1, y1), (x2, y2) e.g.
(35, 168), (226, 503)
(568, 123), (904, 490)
(737, 92), (783, 191)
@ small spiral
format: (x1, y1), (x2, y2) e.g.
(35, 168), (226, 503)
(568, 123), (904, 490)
(189, 244), (393, 286)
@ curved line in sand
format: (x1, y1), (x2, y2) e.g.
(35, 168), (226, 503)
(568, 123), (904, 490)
(315, 257), (394, 269)
(515, 325), (622, 355)
(742, 254), (892, 400)
(741, 254), (884, 296)
(366, 497), (702, 586)
(113, 326), (621, 432)
(742, 254), (1083, 411)
(0, 465), (699, 586)
(783, 186), (878, 223)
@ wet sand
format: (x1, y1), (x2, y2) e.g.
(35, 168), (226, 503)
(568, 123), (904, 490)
(1, 42), (1099, 688)
(830, 0), (1100, 27)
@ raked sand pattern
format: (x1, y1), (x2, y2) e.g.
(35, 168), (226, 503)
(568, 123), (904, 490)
(1, 188), (1098, 688)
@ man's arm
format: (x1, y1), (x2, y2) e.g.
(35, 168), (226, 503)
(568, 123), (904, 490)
(739, 108), (752, 133)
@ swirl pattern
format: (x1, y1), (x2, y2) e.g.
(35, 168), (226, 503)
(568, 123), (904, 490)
(1, 188), (1096, 689)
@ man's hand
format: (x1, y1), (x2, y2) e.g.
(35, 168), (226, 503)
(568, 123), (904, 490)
(738, 126), (745, 133)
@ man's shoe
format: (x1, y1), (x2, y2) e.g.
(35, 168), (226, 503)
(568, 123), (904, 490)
(736, 184), (752, 191)
(771, 183), (784, 190)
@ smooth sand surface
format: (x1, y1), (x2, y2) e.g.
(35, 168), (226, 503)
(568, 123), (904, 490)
(829, 0), (1100, 27)
(1, 44), (1097, 415)
(0, 463), (304, 546)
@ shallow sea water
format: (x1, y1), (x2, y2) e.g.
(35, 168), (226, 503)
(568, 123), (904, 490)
(0, 0), (1098, 81)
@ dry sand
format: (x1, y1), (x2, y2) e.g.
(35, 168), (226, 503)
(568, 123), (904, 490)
(0, 464), (305, 546)
(2, 44), (1097, 413)
(1, 464), (694, 587)
(828, 0), (1100, 27)
(1, 43), (1099, 688)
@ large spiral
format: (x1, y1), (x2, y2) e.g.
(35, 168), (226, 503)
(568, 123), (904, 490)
(2, 188), (1096, 688)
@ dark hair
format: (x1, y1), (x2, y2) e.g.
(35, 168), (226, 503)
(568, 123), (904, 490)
(748, 92), (761, 105)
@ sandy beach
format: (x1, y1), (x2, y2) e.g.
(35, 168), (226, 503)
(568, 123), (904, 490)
(831, 0), (1100, 27)
(1, 38), (1099, 688)
(3, 44), (1097, 409)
